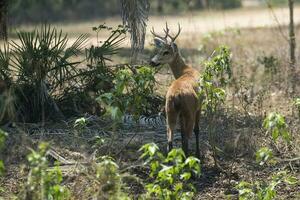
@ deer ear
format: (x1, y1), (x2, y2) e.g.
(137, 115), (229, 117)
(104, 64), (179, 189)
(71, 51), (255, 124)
(154, 38), (164, 47)
(171, 42), (178, 53)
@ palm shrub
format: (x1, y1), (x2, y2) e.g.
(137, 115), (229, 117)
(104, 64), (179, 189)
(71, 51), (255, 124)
(0, 44), (15, 124)
(57, 25), (127, 116)
(9, 25), (88, 122)
(84, 24), (127, 95)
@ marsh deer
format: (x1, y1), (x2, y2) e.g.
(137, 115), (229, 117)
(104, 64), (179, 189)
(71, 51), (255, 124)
(150, 23), (202, 158)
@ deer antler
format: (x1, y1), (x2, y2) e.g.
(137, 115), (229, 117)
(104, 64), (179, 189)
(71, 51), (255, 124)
(150, 27), (168, 42)
(165, 23), (182, 42)
(151, 23), (182, 43)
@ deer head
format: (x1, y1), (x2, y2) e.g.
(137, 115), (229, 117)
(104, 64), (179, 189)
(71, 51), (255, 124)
(150, 23), (182, 66)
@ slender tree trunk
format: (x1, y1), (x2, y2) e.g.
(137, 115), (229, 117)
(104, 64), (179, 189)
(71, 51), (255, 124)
(196, 0), (207, 9)
(289, 0), (296, 94)
(0, 0), (7, 41)
(157, 0), (164, 13)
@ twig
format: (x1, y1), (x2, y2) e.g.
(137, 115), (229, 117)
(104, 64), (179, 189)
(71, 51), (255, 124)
(115, 131), (138, 156)
(264, 0), (289, 42)
(277, 157), (300, 162)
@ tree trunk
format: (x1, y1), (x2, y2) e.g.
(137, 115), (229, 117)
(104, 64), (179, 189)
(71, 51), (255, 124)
(0, 0), (7, 41)
(196, 0), (208, 9)
(157, 0), (164, 13)
(289, 0), (296, 94)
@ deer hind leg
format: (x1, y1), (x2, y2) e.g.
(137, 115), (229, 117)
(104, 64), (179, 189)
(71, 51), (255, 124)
(181, 112), (195, 157)
(194, 110), (201, 160)
(166, 109), (178, 152)
(180, 114), (188, 156)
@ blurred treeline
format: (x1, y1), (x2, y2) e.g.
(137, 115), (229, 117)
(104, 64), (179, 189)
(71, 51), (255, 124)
(9, 0), (242, 24)
(9, 0), (299, 25)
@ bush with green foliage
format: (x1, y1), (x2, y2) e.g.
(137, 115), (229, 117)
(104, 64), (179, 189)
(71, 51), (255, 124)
(236, 111), (298, 200)
(98, 65), (158, 121)
(263, 112), (290, 143)
(22, 143), (70, 200)
(57, 24), (127, 117)
(139, 143), (201, 200)
(236, 171), (298, 200)
(198, 46), (232, 164)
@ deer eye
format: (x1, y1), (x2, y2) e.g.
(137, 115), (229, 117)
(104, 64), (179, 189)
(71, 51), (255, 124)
(163, 51), (169, 55)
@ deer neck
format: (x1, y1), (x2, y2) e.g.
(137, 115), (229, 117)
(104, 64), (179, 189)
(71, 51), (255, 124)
(168, 53), (188, 79)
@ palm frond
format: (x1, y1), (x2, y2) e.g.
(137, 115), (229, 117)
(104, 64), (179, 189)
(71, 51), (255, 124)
(0, 43), (11, 82)
(121, 0), (150, 63)
(9, 25), (87, 122)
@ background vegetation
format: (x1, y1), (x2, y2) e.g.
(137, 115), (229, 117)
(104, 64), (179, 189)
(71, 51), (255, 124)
(6, 0), (265, 24)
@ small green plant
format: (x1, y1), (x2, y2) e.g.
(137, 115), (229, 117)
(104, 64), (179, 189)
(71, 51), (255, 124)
(74, 117), (87, 129)
(236, 171), (298, 200)
(263, 112), (290, 143)
(258, 55), (278, 76)
(23, 143), (70, 200)
(255, 147), (275, 166)
(198, 46), (232, 165)
(199, 46), (232, 118)
(139, 143), (201, 200)
(80, 156), (130, 200)
(98, 66), (157, 121)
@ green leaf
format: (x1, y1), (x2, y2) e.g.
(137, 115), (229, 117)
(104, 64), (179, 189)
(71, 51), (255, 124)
(256, 147), (273, 166)
(272, 128), (279, 142)
(284, 176), (298, 185)
(180, 172), (191, 181)
(0, 161), (5, 176)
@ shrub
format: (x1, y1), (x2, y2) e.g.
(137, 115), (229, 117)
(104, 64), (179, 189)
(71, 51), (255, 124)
(73, 156), (131, 200)
(198, 46), (232, 164)
(263, 112), (290, 143)
(98, 65), (159, 121)
(22, 143), (70, 200)
(56, 24), (127, 117)
(236, 171), (298, 200)
(140, 143), (201, 199)
(0, 25), (88, 122)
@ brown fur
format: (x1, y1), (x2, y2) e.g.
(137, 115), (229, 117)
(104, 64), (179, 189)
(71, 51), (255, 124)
(165, 53), (202, 157)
